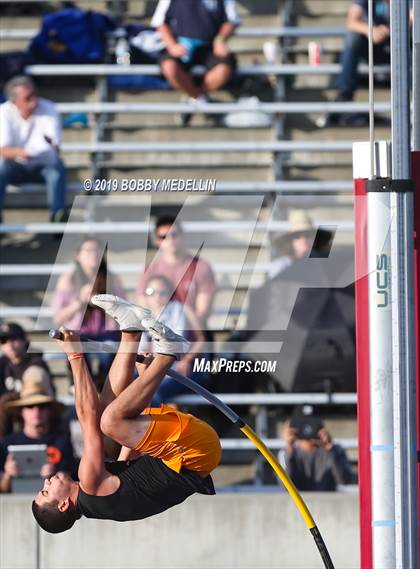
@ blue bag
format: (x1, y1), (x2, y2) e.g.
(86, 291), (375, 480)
(29, 8), (115, 64)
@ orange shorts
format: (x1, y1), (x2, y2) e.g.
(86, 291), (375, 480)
(133, 404), (222, 476)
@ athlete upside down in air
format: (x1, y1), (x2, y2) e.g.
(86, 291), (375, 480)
(32, 295), (221, 534)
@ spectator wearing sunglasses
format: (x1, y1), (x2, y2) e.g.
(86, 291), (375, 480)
(0, 75), (68, 224)
(141, 274), (207, 403)
(136, 216), (216, 328)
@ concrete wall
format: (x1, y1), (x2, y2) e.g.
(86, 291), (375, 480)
(1, 492), (360, 569)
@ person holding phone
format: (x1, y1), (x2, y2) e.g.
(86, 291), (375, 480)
(280, 407), (354, 491)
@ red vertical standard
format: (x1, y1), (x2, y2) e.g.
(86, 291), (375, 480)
(412, 150), (420, 549)
(354, 178), (372, 569)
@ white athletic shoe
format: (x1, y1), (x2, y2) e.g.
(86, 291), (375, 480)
(91, 294), (151, 331)
(141, 317), (190, 359)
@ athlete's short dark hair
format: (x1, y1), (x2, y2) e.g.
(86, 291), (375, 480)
(32, 500), (81, 534)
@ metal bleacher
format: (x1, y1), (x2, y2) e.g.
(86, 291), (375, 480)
(0, 0), (372, 483)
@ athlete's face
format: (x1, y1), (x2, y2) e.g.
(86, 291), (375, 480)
(35, 472), (74, 508)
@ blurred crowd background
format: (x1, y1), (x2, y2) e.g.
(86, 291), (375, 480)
(0, 0), (394, 492)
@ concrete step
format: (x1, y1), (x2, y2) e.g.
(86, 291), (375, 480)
(285, 155), (353, 170)
(94, 151), (275, 167)
(40, 86), (99, 104)
(287, 122), (390, 142)
(62, 129), (93, 143)
(104, 165), (274, 181)
(295, 0), (348, 18)
(285, 164), (353, 180)
(286, 86), (390, 103)
(105, 126), (275, 142)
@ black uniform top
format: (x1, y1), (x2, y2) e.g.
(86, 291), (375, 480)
(0, 353), (54, 396)
(151, 0), (240, 44)
(76, 455), (215, 522)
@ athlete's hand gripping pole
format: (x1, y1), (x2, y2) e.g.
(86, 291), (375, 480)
(49, 329), (335, 569)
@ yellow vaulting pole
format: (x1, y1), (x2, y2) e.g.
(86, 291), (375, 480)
(240, 424), (315, 528)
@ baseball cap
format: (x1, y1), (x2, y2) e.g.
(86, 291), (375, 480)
(0, 322), (26, 343)
(290, 411), (324, 440)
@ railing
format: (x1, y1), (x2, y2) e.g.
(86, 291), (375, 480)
(0, 26), (347, 41)
(25, 63), (390, 77)
(35, 140), (356, 153)
(0, 219), (354, 234)
(53, 101), (391, 114)
(4, 180), (354, 198)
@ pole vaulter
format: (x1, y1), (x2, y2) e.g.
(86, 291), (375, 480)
(48, 327), (334, 569)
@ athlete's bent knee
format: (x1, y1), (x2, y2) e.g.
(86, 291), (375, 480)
(100, 408), (119, 439)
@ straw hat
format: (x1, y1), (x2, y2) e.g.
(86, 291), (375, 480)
(5, 374), (59, 410)
(22, 366), (54, 396)
(273, 209), (332, 250)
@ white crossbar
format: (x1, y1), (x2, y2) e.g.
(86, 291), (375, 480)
(219, 438), (357, 450)
(0, 262), (271, 276)
(59, 140), (354, 153)
(0, 306), (240, 319)
(5, 180), (354, 195)
(0, 26), (347, 40)
(174, 393), (357, 405)
(25, 63), (390, 76)
(0, 219), (354, 234)
(55, 101), (391, 114)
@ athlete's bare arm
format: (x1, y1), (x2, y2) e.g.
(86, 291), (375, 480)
(55, 330), (117, 495)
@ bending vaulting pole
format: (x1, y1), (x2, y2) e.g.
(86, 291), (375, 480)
(49, 330), (335, 569)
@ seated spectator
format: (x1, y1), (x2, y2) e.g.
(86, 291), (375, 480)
(52, 236), (125, 390)
(0, 321), (54, 436)
(137, 216), (216, 329)
(325, 0), (390, 126)
(0, 365), (54, 437)
(269, 209), (332, 280)
(152, 0), (240, 126)
(0, 75), (68, 223)
(141, 274), (208, 404)
(0, 322), (54, 397)
(280, 407), (354, 491)
(0, 377), (77, 493)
